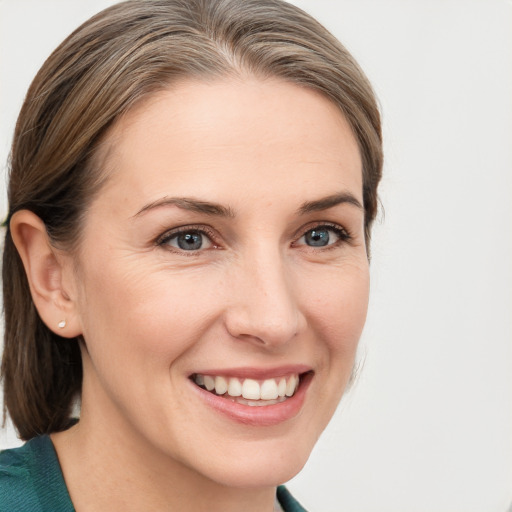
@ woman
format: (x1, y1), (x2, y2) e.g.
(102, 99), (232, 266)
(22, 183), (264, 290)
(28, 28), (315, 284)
(0, 0), (382, 510)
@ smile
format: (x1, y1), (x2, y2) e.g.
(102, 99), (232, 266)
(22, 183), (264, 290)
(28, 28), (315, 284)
(192, 373), (300, 406)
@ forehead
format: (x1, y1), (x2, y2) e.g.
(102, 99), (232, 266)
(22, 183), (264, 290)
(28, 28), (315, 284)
(95, 78), (363, 210)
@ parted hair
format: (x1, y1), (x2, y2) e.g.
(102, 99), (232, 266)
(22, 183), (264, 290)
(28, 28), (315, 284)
(2, 0), (382, 440)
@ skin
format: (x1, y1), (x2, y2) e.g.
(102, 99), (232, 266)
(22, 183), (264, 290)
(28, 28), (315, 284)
(13, 78), (369, 511)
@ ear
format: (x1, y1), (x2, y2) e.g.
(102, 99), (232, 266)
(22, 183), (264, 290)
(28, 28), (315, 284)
(10, 210), (82, 338)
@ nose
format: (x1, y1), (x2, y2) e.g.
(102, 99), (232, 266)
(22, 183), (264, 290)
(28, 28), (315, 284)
(224, 250), (305, 348)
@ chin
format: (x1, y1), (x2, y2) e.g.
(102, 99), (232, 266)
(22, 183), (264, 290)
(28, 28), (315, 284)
(180, 428), (320, 490)
(206, 448), (310, 489)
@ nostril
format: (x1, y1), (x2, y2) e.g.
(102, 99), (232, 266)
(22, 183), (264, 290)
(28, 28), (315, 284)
(225, 312), (302, 347)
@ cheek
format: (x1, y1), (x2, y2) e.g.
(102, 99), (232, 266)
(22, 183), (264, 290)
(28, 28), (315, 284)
(301, 260), (369, 420)
(76, 257), (221, 370)
(289, 262), (369, 444)
(302, 261), (370, 354)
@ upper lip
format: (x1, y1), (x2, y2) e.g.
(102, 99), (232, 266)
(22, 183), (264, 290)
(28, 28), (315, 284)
(189, 364), (312, 380)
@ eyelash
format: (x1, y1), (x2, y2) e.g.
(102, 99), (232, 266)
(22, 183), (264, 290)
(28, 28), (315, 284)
(156, 222), (352, 254)
(156, 225), (218, 255)
(293, 223), (352, 251)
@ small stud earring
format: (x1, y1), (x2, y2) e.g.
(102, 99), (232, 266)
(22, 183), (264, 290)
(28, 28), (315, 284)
(58, 320), (66, 329)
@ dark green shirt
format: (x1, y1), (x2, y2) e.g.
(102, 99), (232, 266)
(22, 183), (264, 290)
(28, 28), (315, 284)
(0, 436), (307, 511)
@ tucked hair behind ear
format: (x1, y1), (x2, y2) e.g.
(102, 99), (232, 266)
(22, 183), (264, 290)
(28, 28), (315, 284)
(2, 0), (382, 440)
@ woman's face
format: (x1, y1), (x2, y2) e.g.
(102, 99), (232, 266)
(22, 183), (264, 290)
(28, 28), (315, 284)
(70, 78), (369, 487)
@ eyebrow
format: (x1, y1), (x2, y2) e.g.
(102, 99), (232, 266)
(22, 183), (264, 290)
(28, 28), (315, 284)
(134, 197), (235, 218)
(134, 191), (362, 219)
(297, 192), (363, 215)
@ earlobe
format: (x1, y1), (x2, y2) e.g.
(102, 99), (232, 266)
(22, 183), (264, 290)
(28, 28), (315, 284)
(9, 210), (82, 338)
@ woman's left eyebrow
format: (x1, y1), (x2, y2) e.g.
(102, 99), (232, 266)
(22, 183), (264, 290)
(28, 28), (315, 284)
(297, 192), (363, 215)
(133, 197), (236, 218)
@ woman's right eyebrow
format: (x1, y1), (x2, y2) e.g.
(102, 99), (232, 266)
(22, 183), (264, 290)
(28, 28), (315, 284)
(133, 196), (236, 218)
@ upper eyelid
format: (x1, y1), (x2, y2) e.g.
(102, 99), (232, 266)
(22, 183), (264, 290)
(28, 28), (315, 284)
(156, 225), (217, 245)
(292, 221), (349, 240)
(290, 225), (352, 254)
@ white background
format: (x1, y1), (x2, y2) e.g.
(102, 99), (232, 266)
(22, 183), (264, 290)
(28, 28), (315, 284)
(1, 1), (511, 511)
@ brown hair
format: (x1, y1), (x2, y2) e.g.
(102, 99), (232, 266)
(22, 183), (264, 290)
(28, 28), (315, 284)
(2, 0), (382, 440)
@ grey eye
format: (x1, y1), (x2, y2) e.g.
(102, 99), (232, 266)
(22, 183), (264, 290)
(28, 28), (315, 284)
(304, 228), (331, 247)
(168, 231), (211, 251)
(296, 225), (347, 248)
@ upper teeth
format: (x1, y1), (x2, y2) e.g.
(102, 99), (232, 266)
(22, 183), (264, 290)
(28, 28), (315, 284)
(194, 374), (299, 400)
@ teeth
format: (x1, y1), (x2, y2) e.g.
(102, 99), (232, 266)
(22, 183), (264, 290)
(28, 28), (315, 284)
(277, 378), (286, 397)
(204, 375), (215, 391)
(215, 376), (228, 395)
(236, 396), (286, 407)
(228, 377), (242, 397)
(193, 373), (300, 402)
(260, 379), (278, 400)
(285, 375), (298, 397)
(242, 379), (260, 400)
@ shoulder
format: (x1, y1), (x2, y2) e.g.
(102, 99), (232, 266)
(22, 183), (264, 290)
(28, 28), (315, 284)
(277, 485), (308, 512)
(0, 437), (41, 511)
(0, 436), (74, 512)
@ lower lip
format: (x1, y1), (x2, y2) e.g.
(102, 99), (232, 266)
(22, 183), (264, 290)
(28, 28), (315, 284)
(190, 372), (313, 427)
